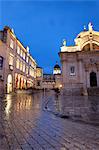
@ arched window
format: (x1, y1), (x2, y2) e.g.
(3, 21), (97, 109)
(82, 44), (90, 51)
(82, 43), (99, 51)
(93, 43), (99, 50)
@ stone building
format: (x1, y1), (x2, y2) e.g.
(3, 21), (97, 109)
(42, 74), (55, 89)
(36, 66), (43, 89)
(53, 63), (62, 89)
(0, 26), (37, 94)
(53, 62), (61, 75)
(40, 63), (62, 90)
(59, 23), (99, 95)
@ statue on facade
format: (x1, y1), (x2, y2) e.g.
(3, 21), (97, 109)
(62, 39), (66, 46)
(88, 22), (93, 31)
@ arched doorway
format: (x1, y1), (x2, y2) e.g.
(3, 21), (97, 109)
(90, 72), (97, 87)
(7, 74), (13, 93)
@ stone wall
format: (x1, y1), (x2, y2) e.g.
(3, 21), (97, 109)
(0, 80), (4, 96)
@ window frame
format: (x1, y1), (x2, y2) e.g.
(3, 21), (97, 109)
(10, 39), (14, 49)
(70, 66), (76, 76)
(0, 56), (3, 70)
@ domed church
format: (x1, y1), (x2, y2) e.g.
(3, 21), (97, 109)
(59, 23), (99, 95)
(53, 62), (61, 75)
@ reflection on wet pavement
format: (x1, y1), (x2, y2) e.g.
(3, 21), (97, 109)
(46, 90), (99, 123)
(0, 91), (99, 150)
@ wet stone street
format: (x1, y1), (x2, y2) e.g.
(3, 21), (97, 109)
(0, 91), (99, 150)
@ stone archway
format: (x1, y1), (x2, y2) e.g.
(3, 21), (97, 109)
(7, 74), (13, 93)
(90, 72), (97, 87)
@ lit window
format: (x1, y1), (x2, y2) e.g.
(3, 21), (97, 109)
(20, 61), (23, 71)
(26, 56), (28, 63)
(23, 63), (25, 72)
(9, 55), (14, 66)
(31, 61), (35, 68)
(70, 66), (75, 75)
(29, 67), (34, 77)
(31, 61), (34, 67)
(10, 39), (14, 49)
(0, 56), (3, 69)
(20, 49), (23, 57)
(26, 66), (28, 74)
(17, 46), (20, 54)
(36, 68), (42, 77)
(23, 52), (25, 60)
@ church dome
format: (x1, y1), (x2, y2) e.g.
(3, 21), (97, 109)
(75, 23), (99, 51)
(54, 64), (60, 69)
(53, 62), (61, 75)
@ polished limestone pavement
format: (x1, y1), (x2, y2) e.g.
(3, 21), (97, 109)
(0, 91), (99, 150)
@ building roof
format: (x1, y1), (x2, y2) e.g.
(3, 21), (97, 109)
(54, 64), (60, 69)
(60, 23), (99, 53)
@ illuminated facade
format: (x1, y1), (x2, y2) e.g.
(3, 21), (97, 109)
(41, 73), (62, 90)
(40, 63), (62, 89)
(42, 74), (55, 89)
(35, 64), (62, 90)
(0, 26), (37, 93)
(59, 23), (99, 94)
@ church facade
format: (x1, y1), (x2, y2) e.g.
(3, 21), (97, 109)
(59, 23), (99, 95)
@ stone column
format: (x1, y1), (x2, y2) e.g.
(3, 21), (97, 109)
(87, 71), (90, 87)
(83, 65), (89, 95)
(78, 59), (83, 83)
(85, 64), (90, 88)
(62, 60), (67, 88)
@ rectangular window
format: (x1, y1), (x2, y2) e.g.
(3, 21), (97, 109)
(31, 61), (35, 68)
(17, 46), (20, 55)
(26, 66), (28, 75)
(0, 56), (3, 69)
(20, 49), (23, 57)
(26, 56), (28, 63)
(10, 39), (14, 49)
(9, 54), (14, 66)
(23, 52), (25, 60)
(29, 67), (34, 77)
(23, 63), (25, 72)
(70, 66), (75, 75)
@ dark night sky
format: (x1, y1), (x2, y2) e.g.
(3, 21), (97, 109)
(0, 0), (99, 73)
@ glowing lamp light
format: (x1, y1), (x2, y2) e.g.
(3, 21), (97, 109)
(59, 84), (62, 88)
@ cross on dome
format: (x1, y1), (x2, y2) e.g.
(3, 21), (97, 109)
(83, 25), (87, 31)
